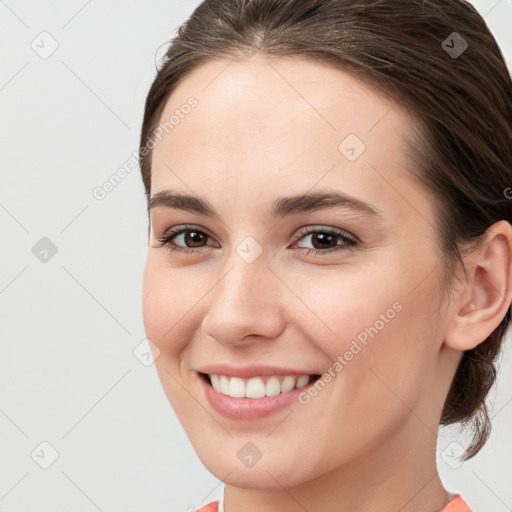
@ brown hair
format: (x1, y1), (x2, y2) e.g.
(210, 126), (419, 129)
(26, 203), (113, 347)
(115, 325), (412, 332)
(139, 0), (512, 459)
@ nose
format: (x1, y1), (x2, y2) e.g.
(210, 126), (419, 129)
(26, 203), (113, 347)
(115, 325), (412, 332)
(200, 255), (287, 347)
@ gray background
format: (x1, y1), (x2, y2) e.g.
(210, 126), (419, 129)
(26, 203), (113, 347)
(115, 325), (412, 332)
(1, 1), (511, 511)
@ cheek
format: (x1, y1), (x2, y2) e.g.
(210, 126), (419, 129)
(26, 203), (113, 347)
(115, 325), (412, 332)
(142, 259), (166, 347)
(295, 266), (443, 433)
(294, 257), (442, 385)
(142, 255), (197, 353)
(294, 244), (443, 362)
(142, 259), (196, 416)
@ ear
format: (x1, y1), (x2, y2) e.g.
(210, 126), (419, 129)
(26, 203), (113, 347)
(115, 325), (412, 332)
(444, 220), (512, 351)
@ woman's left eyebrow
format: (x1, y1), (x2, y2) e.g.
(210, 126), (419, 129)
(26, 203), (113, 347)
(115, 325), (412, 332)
(148, 188), (383, 220)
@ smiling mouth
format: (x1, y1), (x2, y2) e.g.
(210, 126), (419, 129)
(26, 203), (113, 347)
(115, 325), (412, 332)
(199, 372), (321, 399)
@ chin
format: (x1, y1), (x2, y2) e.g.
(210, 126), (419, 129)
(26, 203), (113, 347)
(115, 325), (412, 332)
(195, 445), (316, 490)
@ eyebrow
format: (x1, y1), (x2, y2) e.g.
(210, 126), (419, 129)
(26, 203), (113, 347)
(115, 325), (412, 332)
(148, 189), (382, 219)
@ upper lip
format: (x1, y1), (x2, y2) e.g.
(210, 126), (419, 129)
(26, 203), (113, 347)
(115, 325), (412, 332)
(197, 363), (316, 379)
(196, 364), (319, 379)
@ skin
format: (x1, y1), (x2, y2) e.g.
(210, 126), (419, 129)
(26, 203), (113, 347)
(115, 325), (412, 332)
(142, 54), (512, 512)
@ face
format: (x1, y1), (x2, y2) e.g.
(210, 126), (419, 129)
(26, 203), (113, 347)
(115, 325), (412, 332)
(142, 55), (457, 490)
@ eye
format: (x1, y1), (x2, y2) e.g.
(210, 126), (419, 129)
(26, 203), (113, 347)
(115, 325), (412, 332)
(291, 226), (358, 256)
(155, 225), (358, 256)
(156, 225), (218, 254)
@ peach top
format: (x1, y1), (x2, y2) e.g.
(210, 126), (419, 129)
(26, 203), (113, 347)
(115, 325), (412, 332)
(195, 494), (471, 512)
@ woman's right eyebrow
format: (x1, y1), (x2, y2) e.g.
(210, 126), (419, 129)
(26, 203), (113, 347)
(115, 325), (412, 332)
(148, 188), (383, 220)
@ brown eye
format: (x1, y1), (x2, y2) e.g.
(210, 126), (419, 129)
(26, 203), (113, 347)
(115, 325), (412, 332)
(292, 227), (357, 256)
(157, 226), (218, 254)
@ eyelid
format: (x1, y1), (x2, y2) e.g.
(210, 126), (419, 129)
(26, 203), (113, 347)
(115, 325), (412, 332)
(156, 224), (357, 244)
(156, 223), (359, 256)
(155, 224), (218, 247)
(293, 225), (358, 244)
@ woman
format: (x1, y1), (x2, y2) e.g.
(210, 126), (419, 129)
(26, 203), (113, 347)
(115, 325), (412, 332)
(139, 0), (512, 510)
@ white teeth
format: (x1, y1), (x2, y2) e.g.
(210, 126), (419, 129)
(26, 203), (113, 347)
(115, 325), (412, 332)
(281, 375), (296, 393)
(219, 375), (230, 395)
(265, 376), (281, 397)
(295, 375), (310, 388)
(246, 376), (266, 398)
(208, 373), (313, 398)
(210, 374), (220, 390)
(229, 377), (246, 398)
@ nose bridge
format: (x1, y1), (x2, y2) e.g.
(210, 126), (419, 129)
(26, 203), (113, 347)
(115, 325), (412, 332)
(216, 249), (280, 315)
(215, 232), (276, 305)
(201, 247), (286, 343)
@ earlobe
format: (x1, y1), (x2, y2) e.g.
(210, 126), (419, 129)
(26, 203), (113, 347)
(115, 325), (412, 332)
(444, 220), (512, 351)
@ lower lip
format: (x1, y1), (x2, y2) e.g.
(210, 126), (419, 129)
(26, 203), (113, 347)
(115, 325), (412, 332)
(199, 373), (317, 421)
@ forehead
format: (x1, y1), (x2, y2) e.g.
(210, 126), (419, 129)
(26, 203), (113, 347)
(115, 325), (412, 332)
(154, 55), (406, 145)
(149, 55), (431, 226)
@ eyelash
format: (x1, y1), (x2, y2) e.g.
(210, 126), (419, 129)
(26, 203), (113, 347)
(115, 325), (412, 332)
(156, 224), (358, 257)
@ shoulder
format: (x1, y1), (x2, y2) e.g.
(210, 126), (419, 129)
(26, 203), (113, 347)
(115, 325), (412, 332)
(172, 500), (219, 512)
(185, 496), (471, 512)
(442, 495), (472, 512)
(195, 500), (219, 512)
